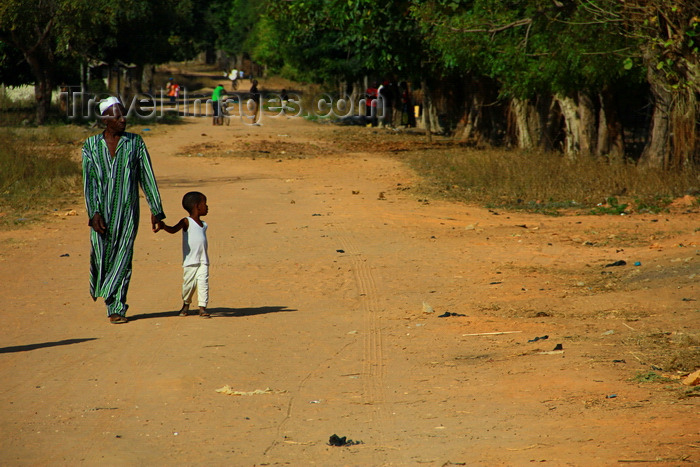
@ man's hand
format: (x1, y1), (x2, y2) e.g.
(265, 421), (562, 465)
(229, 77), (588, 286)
(90, 213), (107, 235)
(151, 213), (160, 232)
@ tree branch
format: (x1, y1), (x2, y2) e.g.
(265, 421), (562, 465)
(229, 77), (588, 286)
(449, 18), (532, 34)
(25, 17), (55, 57)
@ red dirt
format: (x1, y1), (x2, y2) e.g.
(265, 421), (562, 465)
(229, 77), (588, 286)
(1, 114), (698, 466)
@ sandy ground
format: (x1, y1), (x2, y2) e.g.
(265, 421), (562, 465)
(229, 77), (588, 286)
(1, 113), (698, 466)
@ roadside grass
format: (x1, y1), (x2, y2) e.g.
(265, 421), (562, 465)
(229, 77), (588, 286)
(0, 125), (86, 227)
(0, 109), (182, 228)
(624, 331), (700, 375)
(631, 371), (672, 383)
(401, 147), (700, 215)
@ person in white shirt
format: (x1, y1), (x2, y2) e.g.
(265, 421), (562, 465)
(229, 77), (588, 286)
(227, 68), (238, 90)
(156, 191), (211, 317)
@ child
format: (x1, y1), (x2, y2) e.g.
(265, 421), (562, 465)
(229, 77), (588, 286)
(156, 191), (211, 318)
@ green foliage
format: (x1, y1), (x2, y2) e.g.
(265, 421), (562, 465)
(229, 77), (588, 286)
(97, 0), (211, 65)
(634, 195), (673, 214)
(211, 0), (262, 55)
(0, 0), (209, 88)
(0, 0), (103, 78)
(589, 197), (628, 215)
(264, 0), (424, 84)
(412, 0), (637, 98)
(631, 371), (671, 383)
(248, 15), (285, 74)
(614, 0), (700, 93)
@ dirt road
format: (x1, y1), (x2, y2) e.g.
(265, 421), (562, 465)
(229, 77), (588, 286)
(1, 114), (698, 466)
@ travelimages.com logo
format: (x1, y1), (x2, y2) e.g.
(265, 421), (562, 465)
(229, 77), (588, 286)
(60, 89), (388, 125)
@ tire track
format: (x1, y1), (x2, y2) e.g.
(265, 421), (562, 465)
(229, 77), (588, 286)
(332, 224), (389, 448)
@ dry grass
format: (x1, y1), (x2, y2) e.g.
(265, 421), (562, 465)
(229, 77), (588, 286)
(401, 147), (700, 214)
(174, 114), (700, 215)
(623, 331), (700, 373)
(0, 126), (85, 227)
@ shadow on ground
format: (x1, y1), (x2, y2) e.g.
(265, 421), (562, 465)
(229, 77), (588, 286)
(0, 338), (98, 354)
(208, 306), (296, 317)
(128, 306), (295, 321)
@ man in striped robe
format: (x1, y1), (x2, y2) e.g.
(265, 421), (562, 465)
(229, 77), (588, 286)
(82, 97), (166, 324)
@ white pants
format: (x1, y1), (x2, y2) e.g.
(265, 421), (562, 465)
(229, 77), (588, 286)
(183, 263), (209, 307)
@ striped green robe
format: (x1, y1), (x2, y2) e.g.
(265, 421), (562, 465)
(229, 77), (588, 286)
(82, 132), (165, 316)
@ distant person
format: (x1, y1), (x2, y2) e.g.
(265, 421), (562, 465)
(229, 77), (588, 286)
(59, 83), (69, 113)
(155, 192), (211, 318)
(249, 79), (261, 124)
(399, 81), (416, 127)
(228, 68), (238, 90)
(82, 96), (166, 324)
(166, 78), (180, 105)
(212, 83), (225, 125)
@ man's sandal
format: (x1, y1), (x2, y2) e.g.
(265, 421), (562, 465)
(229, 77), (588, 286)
(109, 315), (128, 324)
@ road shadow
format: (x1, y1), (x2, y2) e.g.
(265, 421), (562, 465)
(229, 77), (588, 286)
(127, 311), (182, 321)
(208, 306), (296, 317)
(128, 306), (295, 321)
(0, 338), (98, 354)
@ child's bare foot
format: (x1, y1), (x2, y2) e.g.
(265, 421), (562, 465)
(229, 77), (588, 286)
(198, 307), (210, 318)
(179, 303), (189, 317)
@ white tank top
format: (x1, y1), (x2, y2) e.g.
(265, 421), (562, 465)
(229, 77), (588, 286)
(182, 217), (209, 266)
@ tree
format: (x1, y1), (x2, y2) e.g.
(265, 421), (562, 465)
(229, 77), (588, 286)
(412, 0), (637, 155)
(522, 0), (700, 167)
(0, 0), (102, 123)
(265, 0), (423, 84)
(95, 0), (211, 94)
(0, 0), (211, 122)
(614, 0), (700, 168)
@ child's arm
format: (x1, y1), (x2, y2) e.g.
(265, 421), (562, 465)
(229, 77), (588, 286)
(157, 217), (189, 234)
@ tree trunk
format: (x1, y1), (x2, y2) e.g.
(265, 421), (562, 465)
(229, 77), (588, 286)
(638, 79), (671, 168)
(596, 88), (625, 160)
(25, 53), (53, 125)
(542, 96), (563, 152)
(509, 98), (539, 149)
(420, 78), (433, 142)
(669, 88), (697, 169)
(578, 91), (597, 156)
(458, 92), (483, 143)
(556, 94), (581, 158)
(426, 101), (443, 135)
(141, 64), (155, 94)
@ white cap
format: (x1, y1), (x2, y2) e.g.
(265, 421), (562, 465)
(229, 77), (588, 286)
(99, 96), (122, 115)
